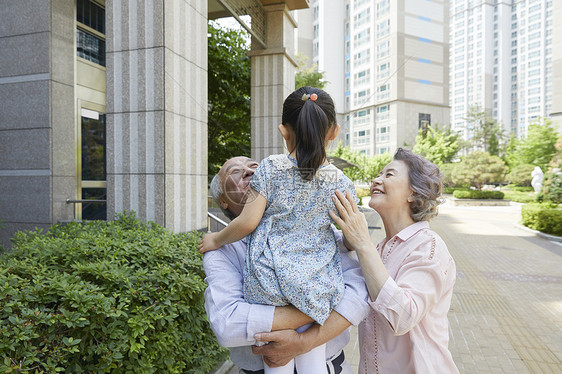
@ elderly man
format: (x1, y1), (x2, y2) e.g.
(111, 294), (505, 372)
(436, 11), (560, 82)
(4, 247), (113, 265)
(204, 156), (369, 374)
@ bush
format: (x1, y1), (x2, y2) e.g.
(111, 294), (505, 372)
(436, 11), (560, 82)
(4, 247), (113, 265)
(505, 164), (535, 187)
(538, 172), (562, 204)
(521, 203), (562, 236)
(0, 213), (227, 373)
(443, 187), (468, 194)
(505, 184), (534, 192)
(502, 190), (537, 203)
(453, 190), (505, 199)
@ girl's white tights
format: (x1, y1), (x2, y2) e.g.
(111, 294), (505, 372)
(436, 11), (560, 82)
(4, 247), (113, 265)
(263, 324), (328, 374)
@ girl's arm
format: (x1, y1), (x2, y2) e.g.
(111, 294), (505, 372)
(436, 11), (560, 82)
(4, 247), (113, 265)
(198, 189), (267, 253)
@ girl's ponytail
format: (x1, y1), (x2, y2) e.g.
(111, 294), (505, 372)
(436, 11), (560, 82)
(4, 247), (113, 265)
(282, 87), (336, 181)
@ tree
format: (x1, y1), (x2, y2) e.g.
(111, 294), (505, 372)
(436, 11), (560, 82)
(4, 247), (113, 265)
(295, 53), (327, 89)
(330, 143), (391, 183)
(208, 22), (251, 179)
(505, 164), (535, 187)
(548, 136), (562, 172)
(413, 125), (460, 166)
(451, 151), (508, 189)
(463, 104), (505, 155)
(506, 118), (558, 172)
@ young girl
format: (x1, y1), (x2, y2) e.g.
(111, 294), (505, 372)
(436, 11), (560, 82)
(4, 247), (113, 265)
(199, 87), (357, 373)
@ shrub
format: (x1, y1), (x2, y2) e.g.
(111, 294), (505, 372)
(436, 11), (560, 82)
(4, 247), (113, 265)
(451, 151), (508, 189)
(443, 187), (469, 194)
(505, 164), (535, 187)
(521, 203), (562, 236)
(0, 213), (227, 373)
(505, 184), (534, 192)
(538, 172), (562, 204)
(453, 190), (505, 199)
(502, 190), (537, 203)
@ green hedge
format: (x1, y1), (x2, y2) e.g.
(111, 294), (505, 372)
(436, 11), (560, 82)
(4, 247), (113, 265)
(443, 187), (469, 194)
(502, 190), (537, 203)
(453, 190), (505, 199)
(521, 203), (562, 236)
(0, 213), (227, 373)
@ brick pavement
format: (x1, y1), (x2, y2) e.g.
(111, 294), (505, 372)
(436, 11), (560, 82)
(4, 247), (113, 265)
(226, 201), (562, 373)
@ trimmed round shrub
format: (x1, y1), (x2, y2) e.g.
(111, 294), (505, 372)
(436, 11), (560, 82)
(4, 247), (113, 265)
(521, 203), (562, 236)
(505, 164), (535, 187)
(0, 213), (227, 373)
(453, 190), (505, 199)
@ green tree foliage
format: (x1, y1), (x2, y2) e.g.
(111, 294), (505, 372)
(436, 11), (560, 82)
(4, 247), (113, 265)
(208, 22), (251, 179)
(463, 104), (505, 155)
(506, 118), (559, 171)
(412, 125), (459, 166)
(295, 53), (327, 89)
(451, 151), (508, 189)
(548, 136), (562, 172)
(439, 163), (456, 188)
(330, 143), (392, 183)
(538, 172), (562, 204)
(505, 164), (535, 187)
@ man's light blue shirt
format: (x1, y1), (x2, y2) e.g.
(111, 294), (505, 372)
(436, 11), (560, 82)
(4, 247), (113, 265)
(203, 230), (369, 371)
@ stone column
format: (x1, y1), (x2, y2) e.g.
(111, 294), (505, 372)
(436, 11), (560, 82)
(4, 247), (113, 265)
(0, 0), (75, 248)
(106, 0), (208, 232)
(249, 4), (297, 161)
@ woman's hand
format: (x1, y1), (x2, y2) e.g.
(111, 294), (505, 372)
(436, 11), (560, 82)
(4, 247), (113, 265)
(329, 190), (372, 253)
(198, 233), (220, 254)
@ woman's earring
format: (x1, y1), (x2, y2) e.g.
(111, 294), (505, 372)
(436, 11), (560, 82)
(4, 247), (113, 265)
(407, 196), (413, 203)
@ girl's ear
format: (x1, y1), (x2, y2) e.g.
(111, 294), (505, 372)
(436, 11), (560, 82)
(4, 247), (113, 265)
(278, 124), (291, 142)
(327, 124), (341, 141)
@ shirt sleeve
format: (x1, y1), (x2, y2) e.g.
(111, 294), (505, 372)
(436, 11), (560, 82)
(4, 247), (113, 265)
(332, 228), (370, 326)
(203, 242), (275, 347)
(338, 175), (359, 205)
(369, 237), (453, 336)
(249, 158), (269, 199)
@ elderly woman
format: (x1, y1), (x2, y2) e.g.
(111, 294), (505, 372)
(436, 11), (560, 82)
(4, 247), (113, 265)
(330, 148), (459, 373)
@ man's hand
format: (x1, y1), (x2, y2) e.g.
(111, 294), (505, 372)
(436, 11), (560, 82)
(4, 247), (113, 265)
(198, 233), (220, 254)
(252, 330), (310, 368)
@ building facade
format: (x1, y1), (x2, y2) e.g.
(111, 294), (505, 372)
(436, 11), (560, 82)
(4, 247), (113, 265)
(449, 0), (555, 140)
(0, 0), (307, 247)
(302, 0), (450, 156)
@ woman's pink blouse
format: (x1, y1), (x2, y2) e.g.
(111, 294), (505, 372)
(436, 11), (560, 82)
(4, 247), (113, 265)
(359, 221), (460, 374)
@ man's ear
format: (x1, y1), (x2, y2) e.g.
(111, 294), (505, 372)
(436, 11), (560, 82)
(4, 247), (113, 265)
(217, 195), (229, 210)
(328, 124), (341, 141)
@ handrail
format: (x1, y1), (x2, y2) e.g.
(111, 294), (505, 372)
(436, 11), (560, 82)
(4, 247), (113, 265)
(66, 199), (106, 204)
(207, 211), (229, 229)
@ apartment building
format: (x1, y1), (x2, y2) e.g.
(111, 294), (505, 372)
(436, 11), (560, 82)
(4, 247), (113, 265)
(449, 0), (555, 139)
(302, 0), (450, 156)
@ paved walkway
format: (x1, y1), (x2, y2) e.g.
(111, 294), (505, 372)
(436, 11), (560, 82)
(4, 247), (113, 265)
(226, 201), (562, 373)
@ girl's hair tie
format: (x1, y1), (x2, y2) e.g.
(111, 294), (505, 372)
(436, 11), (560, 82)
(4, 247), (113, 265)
(301, 93), (319, 102)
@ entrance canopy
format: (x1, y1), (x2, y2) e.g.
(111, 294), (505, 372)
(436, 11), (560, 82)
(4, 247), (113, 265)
(208, 0), (309, 48)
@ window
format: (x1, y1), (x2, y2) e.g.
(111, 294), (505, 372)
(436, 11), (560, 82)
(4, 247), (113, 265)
(80, 108), (107, 220)
(376, 126), (389, 142)
(419, 113), (431, 131)
(76, 0), (106, 66)
(377, 105), (390, 121)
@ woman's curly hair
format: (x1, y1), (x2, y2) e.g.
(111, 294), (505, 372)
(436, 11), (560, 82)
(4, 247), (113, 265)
(394, 148), (443, 222)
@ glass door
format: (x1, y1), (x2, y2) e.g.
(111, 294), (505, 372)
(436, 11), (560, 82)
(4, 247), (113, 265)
(79, 108), (106, 220)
